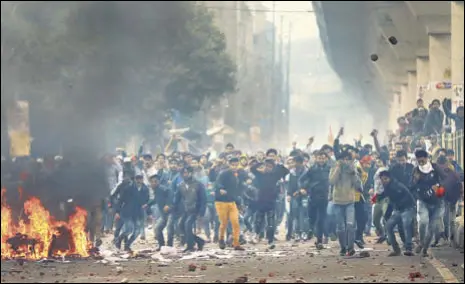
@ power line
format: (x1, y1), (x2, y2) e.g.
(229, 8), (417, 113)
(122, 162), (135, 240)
(202, 6), (315, 13)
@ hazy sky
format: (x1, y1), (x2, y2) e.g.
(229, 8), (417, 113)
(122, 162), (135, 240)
(260, 1), (319, 40)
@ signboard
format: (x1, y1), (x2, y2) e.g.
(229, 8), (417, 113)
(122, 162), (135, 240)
(7, 101), (31, 157)
(433, 81), (452, 90)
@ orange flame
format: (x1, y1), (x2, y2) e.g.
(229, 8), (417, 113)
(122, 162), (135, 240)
(0, 189), (91, 260)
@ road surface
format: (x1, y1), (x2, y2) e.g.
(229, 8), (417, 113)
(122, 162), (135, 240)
(1, 236), (463, 283)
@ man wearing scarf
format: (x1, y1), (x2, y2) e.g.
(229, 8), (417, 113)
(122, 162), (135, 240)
(411, 149), (445, 257)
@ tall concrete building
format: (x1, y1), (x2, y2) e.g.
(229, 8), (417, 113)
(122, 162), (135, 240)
(197, 1), (276, 149)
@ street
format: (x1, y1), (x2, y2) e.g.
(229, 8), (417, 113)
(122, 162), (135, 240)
(1, 236), (463, 283)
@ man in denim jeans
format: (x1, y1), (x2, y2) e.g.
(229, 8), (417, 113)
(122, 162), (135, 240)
(300, 152), (331, 249)
(411, 150), (445, 257)
(286, 156), (308, 242)
(147, 174), (174, 251)
(377, 170), (415, 256)
(329, 151), (361, 256)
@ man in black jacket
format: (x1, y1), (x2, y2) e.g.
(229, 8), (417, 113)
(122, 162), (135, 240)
(215, 157), (248, 251)
(113, 174), (150, 252)
(299, 151), (331, 249)
(174, 167), (207, 252)
(377, 171), (416, 256)
(148, 174), (174, 250)
(390, 150), (414, 187)
(251, 158), (289, 249)
(286, 155), (307, 242)
(424, 99), (445, 136)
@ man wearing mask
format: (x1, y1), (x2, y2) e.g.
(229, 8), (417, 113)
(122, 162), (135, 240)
(299, 151), (331, 249)
(251, 158), (289, 249)
(329, 151), (361, 256)
(215, 157), (248, 251)
(411, 149), (445, 257)
(376, 171), (416, 256)
(174, 167), (207, 252)
(148, 174), (174, 250)
(286, 155), (308, 242)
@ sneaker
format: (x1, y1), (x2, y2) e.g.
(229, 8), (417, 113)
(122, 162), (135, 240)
(183, 248), (195, 253)
(355, 240), (365, 249)
(295, 235), (301, 243)
(316, 243), (324, 250)
(269, 242), (276, 250)
(403, 250), (414, 256)
(388, 250), (401, 257)
(339, 248), (347, 256)
(114, 239), (122, 250)
(330, 234), (337, 242)
(376, 236), (387, 244)
(421, 249), (429, 257)
(414, 245), (423, 254)
(347, 248), (356, 257)
(197, 239), (205, 251)
(213, 236), (219, 243)
(301, 233), (308, 241)
(307, 231), (314, 241)
(323, 237), (329, 245)
(140, 236), (146, 241)
(219, 240), (226, 250)
(234, 246), (246, 251)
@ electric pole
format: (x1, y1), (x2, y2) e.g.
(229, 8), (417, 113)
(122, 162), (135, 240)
(285, 23), (292, 145)
(271, 0), (276, 144)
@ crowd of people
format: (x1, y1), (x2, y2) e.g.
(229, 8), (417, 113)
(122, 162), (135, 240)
(1, 97), (463, 259)
(104, 100), (464, 257)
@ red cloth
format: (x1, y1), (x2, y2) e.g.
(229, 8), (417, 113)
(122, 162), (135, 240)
(371, 194), (377, 204)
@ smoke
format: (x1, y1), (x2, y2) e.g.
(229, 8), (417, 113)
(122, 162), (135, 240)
(0, 2), (194, 211)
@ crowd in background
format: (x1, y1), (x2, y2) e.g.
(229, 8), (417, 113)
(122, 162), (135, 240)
(1, 96), (464, 257)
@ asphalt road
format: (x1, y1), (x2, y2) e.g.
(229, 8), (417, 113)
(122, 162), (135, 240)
(1, 236), (463, 283)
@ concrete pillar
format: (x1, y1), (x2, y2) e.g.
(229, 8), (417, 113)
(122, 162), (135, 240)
(428, 33), (452, 102)
(416, 57), (430, 102)
(389, 93), (401, 131)
(400, 84), (409, 116)
(451, 1), (464, 111)
(407, 71), (418, 113)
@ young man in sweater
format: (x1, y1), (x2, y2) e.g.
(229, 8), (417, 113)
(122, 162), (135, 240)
(329, 151), (362, 256)
(215, 157), (248, 251)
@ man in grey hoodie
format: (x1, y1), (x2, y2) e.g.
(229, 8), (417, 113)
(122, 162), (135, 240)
(329, 151), (362, 256)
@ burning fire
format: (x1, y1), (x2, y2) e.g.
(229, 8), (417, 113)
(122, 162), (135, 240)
(1, 187), (91, 260)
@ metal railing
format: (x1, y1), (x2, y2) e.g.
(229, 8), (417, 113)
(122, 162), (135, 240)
(437, 130), (464, 168)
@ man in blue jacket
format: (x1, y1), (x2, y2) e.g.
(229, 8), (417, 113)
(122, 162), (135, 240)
(377, 170), (416, 256)
(148, 174), (174, 250)
(174, 166), (207, 252)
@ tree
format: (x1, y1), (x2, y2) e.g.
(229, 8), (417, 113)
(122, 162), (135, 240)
(1, 1), (237, 156)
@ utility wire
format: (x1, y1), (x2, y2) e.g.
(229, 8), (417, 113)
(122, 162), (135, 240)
(202, 6), (315, 13)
